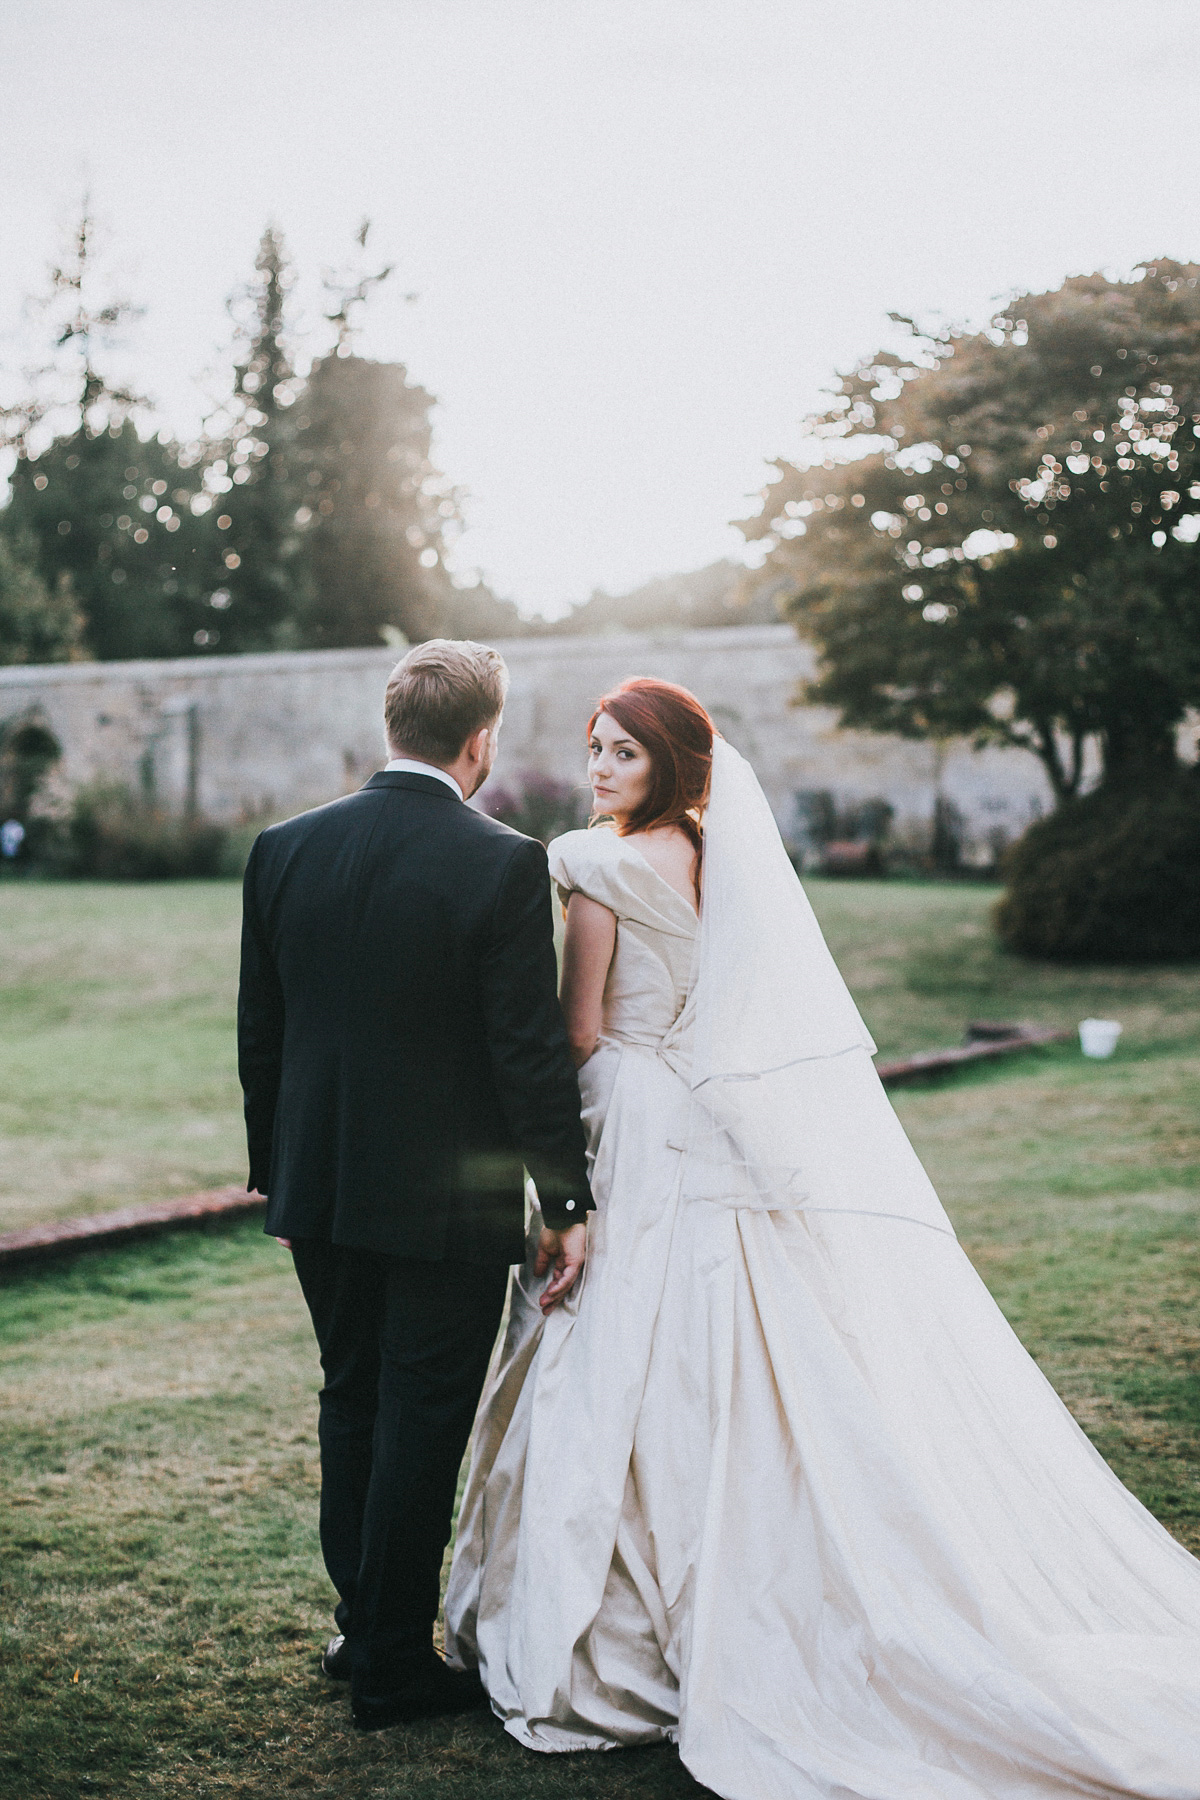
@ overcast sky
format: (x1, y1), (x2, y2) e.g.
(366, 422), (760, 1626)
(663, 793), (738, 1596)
(2, 0), (1199, 616)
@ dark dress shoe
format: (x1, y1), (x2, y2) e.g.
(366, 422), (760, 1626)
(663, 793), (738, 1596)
(321, 1634), (351, 1680)
(352, 1655), (487, 1730)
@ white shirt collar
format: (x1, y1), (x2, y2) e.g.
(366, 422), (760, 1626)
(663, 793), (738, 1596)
(383, 757), (463, 801)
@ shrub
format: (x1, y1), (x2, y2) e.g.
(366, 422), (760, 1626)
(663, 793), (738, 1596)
(790, 789), (895, 873)
(821, 840), (886, 878)
(60, 785), (228, 880)
(994, 772), (1200, 962)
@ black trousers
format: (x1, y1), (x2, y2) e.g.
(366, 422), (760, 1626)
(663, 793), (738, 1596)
(291, 1240), (509, 1700)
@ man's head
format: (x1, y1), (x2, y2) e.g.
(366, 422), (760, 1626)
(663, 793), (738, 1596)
(384, 639), (508, 797)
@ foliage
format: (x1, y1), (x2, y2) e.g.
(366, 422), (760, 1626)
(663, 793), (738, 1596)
(1, 211), (521, 663)
(792, 789), (894, 845)
(995, 771), (1200, 962)
(4, 419), (220, 659)
(1, 204), (222, 659)
(481, 771), (589, 843)
(789, 790), (895, 876)
(199, 227), (312, 652)
(548, 560), (784, 635)
(741, 261), (1200, 796)
(295, 351), (474, 646)
(0, 532), (84, 665)
(929, 793), (969, 877)
(287, 217), (523, 646)
(59, 783), (228, 880)
(0, 199), (143, 451)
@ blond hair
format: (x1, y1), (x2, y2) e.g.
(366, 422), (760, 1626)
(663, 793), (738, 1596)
(384, 639), (508, 764)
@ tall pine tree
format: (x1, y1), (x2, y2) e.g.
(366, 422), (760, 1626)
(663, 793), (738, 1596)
(202, 227), (310, 652)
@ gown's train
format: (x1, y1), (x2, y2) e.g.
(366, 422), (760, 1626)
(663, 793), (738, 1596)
(445, 751), (1200, 1800)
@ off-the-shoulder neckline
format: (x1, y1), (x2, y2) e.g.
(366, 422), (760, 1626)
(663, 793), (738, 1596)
(557, 824), (698, 921)
(628, 842), (700, 920)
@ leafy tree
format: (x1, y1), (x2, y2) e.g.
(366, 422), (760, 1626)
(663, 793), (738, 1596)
(741, 261), (1200, 797)
(3, 212), (521, 661)
(0, 531), (85, 664)
(2, 204), (218, 660)
(291, 350), (457, 645)
(289, 225), (522, 647)
(5, 423), (221, 659)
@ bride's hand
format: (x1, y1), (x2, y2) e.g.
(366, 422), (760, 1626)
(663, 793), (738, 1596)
(535, 1223), (588, 1312)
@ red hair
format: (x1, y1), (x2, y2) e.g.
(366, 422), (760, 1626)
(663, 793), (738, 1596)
(587, 677), (714, 862)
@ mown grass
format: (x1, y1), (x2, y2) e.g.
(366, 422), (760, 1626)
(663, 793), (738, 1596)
(812, 874), (1200, 1056)
(0, 884), (245, 1233)
(1, 878), (1198, 1797)
(0, 1225), (709, 1799)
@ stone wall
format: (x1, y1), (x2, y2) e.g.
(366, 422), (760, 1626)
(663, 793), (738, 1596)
(0, 625), (1053, 860)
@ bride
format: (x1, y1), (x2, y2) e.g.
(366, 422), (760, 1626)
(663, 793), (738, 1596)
(446, 676), (1200, 1799)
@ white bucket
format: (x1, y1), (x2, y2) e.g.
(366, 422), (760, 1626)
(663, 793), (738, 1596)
(1079, 1018), (1122, 1059)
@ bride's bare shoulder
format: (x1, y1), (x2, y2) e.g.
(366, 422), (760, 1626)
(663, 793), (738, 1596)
(624, 825), (699, 912)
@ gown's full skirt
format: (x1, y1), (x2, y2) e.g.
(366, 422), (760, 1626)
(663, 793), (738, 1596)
(446, 1034), (1200, 1800)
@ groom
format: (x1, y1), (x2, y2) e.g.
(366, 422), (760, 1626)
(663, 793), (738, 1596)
(238, 638), (592, 1731)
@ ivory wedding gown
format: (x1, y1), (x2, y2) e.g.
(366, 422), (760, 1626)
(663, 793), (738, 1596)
(445, 740), (1200, 1800)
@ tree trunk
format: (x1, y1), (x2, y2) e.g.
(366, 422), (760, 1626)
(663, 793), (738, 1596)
(1025, 715), (1081, 805)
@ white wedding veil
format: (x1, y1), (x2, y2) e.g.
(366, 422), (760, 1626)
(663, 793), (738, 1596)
(680, 739), (953, 1235)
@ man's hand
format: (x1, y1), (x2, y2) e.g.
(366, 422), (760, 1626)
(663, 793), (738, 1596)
(534, 1222), (587, 1313)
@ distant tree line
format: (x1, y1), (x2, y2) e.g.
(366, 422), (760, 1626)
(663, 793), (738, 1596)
(544, 559), (783, 636)
(0, 211), (524, 664)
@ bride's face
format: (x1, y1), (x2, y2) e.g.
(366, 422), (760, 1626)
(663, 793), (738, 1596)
(588, 712), (654, 823)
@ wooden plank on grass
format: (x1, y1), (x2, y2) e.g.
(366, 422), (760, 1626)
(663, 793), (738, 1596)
(876, 1024), (1068, 1085)
(0, 1186), (264, 1269)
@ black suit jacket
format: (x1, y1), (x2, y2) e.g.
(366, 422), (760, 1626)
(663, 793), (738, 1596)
(237, 769), (593, 1264)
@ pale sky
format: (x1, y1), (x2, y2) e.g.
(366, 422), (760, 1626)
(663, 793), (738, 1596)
(2, 0), (1199, 616)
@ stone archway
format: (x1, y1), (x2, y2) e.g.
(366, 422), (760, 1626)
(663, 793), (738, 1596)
(0, 713), (63, 821)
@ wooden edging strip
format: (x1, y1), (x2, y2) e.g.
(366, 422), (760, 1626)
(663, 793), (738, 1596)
(875, 1025), (1068, 1085)
(0, 1186), (264, 1270)
(0, 1027), (1070, 1271)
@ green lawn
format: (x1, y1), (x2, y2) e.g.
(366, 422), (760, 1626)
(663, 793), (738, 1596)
(1, 878), (1198, 1798)
(3, 875), (1197, 1233)
(0, 884), (245, 1234)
